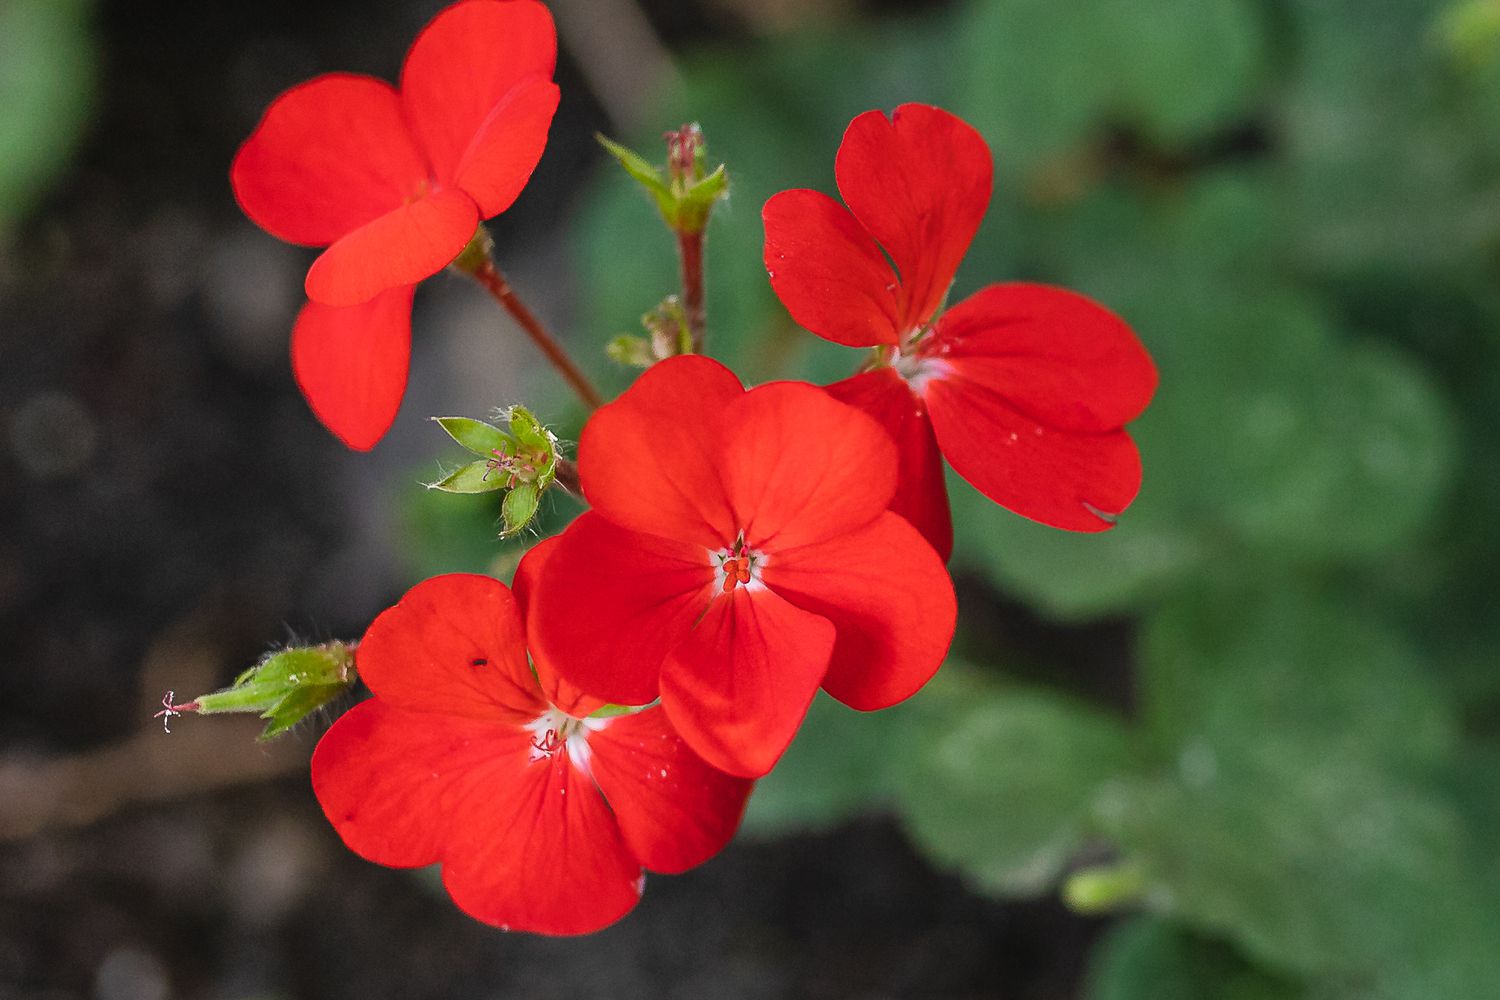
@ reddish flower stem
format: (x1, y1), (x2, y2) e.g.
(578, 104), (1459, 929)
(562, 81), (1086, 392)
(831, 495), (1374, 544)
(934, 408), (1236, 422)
(468, 260), (604, 411)
(553, 457), (582, 496)
(678, 229), (706, 353)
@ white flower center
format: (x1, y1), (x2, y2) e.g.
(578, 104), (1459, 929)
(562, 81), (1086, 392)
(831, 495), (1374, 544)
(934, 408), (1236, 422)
(526, 706), (608, 774)
(892, 346), (952, 397)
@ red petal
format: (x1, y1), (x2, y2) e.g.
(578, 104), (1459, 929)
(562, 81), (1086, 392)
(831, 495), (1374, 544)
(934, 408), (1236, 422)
(659, 587), (835, 778)
(719, 381), (897, 553)
(836, 105), (992, 333)
(526, 512), (713, 707)
(291, 285), (414, 450)
(453, 78), (560, 218)
(590, 708), (753, 874)
(578, 355), (742, 548)
(304, 188), (478, 306)
(826, 368), (953, 560)
(513, 536), (607, 718)
(762, 189), (901, 347)
(356, 573), (545, 722)
(400, 0), (557, 190)
(764, 512), (955, 711)
(231, 74), (428, 247)
(932, 284), (1158, 432)
(311, 700), (528, 869)
(925, 375), (1144, 532)
(442, 750), (643, 935)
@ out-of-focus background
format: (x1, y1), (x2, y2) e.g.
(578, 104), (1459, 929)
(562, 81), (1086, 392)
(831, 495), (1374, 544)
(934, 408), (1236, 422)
(3, 0), (1499, 996)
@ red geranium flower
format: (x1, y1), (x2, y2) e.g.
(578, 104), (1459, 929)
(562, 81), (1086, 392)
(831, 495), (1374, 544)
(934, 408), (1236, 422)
(762, 104), (1158, 559)
(311, 571), (752, 935)
(523, 355), (957, 779)
(231, 0), (560, 449)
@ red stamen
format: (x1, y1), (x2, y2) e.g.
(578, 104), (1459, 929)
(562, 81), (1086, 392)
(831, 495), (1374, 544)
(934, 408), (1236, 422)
(721, 556), (748, 593)
(153, 690), (199, 733)
(531, 727), (564, 756)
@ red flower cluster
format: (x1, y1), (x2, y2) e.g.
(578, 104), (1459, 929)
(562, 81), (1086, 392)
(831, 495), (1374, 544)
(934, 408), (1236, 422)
(236, 1), (1155, 939)
(764, 104), (1158, 558)
(232, 0), (560, 449)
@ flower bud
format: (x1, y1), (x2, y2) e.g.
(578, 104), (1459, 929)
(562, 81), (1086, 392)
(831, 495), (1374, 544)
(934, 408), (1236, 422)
(156, 642), (357, 740)
(596, 125), (728, 236)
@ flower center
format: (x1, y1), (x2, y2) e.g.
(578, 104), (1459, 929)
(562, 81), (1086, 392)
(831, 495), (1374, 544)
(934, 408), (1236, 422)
(526, 706), (607, 773)
(891, 344), (952, 397)
(711, 537), (766, 594)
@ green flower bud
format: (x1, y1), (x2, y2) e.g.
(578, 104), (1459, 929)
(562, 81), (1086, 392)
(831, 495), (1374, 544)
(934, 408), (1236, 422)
(155, 642), (357, 741)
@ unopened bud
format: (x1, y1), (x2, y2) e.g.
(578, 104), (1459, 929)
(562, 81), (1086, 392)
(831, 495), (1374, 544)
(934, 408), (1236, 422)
(596, 125), (728, 236)
(156, 642), (357, 741)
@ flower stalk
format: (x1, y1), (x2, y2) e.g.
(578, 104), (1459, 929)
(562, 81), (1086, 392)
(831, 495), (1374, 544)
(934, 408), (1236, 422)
(453, 228), (604, 411)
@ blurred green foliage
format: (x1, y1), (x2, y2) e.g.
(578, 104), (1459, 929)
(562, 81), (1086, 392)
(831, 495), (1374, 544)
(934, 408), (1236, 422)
(571, 0), (1500, 995)
(0, 0), (95, 235)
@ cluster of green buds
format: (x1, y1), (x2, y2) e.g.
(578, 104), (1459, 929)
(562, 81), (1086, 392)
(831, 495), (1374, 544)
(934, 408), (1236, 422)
(157, 641), (357, 740)
(607, 295), (693, 368)
(427, 406), (563, 538)
(599, 123), (730, 364)
(597, 122), (728, 238)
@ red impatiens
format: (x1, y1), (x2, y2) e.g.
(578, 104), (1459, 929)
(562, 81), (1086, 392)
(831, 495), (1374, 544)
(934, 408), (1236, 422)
(523, 355), (957, 779)
(763, 104), (1158, 558)
(232, 0), (560, 449)
(311, 572), (752, 935)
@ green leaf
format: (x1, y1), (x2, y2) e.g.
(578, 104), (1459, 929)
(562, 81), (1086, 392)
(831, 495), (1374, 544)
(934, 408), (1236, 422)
(952, 0), (1265, 181)
(1222, 344), (1457, 562)
(949, 463), (1212, 622)
(1279, 0), (1500, 272)
(0, 0), (96, 233)
(953, 0), (1111, 178)
(1085, 918), (1307, 1000)
(432, 416), (512, 458)
(1138, 581), (1457, 770)
(740, 692), (915, 836)
(1100, 0), (1266, 145)
(893, 677), (1132, 897)
(1096, 757), (1500, 994)
(1107, 582), (1498, 993)
(425, 459), (509, 494)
